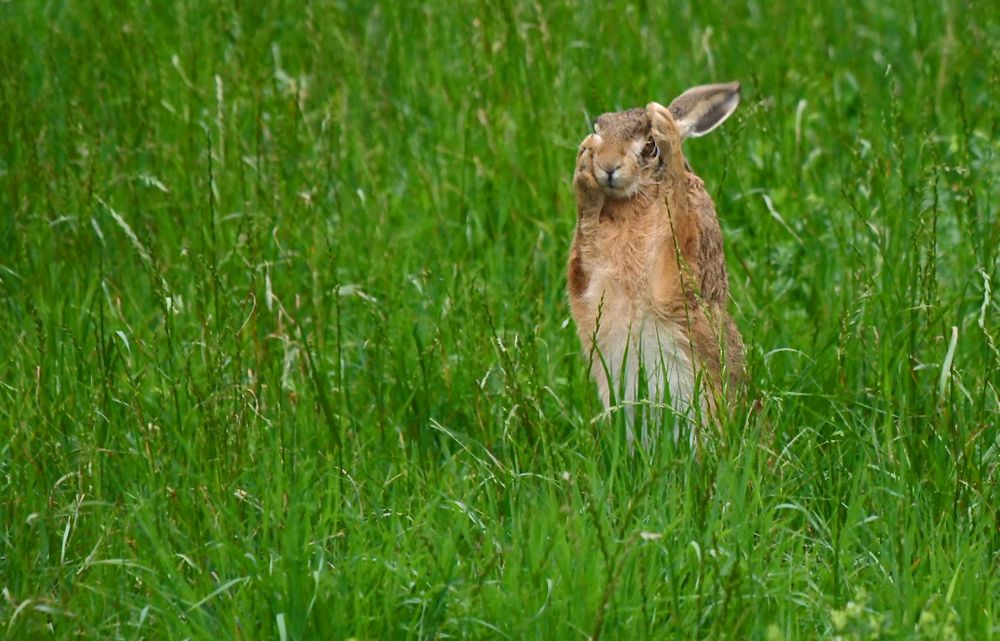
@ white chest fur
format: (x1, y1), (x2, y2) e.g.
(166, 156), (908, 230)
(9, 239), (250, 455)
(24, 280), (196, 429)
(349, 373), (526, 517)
(582, 271), (698, 444)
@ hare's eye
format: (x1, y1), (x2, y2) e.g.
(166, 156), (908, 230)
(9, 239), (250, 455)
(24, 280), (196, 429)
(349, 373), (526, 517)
(642, 137), (658, 159)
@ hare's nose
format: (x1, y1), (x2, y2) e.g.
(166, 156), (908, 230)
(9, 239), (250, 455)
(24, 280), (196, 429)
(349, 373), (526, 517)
(602, 163), (621, 186)
(601, 163), (621, 183)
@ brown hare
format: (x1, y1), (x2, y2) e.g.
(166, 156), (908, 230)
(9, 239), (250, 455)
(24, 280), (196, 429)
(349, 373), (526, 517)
(567, 82), (745, 447)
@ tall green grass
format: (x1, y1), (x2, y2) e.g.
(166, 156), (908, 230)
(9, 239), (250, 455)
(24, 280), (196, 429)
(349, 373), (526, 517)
(1, 1), (997, 638)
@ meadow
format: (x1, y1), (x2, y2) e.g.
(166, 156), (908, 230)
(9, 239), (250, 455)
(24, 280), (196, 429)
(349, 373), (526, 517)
(1, 1), (998, 638)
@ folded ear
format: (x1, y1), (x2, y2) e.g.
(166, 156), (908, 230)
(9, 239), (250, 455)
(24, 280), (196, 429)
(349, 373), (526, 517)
(668, 82), (741, 140)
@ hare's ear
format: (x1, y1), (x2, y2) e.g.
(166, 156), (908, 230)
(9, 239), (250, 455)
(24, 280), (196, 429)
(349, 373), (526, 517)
(668, 82), (741, 140)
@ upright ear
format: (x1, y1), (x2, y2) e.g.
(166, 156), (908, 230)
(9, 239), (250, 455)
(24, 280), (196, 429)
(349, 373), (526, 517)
(667, 82), (741, 140)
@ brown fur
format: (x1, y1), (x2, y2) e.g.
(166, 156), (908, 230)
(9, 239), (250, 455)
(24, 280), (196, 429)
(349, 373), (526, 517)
(568, 95), (745, 428)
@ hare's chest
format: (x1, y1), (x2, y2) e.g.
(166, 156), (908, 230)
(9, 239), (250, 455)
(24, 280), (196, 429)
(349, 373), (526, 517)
(587, 211), (673, 304)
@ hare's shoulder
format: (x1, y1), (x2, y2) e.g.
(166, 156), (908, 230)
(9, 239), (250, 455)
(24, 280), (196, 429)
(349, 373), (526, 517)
(682, 170), (730, 304)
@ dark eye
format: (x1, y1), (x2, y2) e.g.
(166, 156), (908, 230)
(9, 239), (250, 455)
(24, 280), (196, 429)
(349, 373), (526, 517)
(642, 137), (659, 159)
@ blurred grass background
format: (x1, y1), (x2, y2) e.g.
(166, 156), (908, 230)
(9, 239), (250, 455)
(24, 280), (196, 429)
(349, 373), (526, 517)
(1, 0), (998, 639)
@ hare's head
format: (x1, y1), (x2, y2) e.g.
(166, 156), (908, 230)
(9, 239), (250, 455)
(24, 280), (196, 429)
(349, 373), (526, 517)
(586, 82), (741, 200)
(589, 108), (656, 200)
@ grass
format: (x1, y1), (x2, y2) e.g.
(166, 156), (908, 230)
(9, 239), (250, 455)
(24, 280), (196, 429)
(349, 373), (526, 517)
(1, 0), (998, 638)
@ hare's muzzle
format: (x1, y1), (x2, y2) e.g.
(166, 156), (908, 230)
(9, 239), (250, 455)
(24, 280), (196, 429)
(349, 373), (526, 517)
(594, 162), (621, 189)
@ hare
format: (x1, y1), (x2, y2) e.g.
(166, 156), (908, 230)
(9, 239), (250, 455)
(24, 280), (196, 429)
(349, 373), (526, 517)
(567, 82), (745, 447)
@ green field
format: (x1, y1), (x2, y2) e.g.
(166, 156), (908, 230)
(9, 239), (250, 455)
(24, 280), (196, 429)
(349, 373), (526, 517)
(2, 1), (998, 639)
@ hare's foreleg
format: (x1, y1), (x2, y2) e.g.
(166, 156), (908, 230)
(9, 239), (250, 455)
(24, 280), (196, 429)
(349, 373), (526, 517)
(647, 102), (703, 298)
(646, 102), (688, 180)
(573, 135), (605, 231)
(569, 136), (605, 298)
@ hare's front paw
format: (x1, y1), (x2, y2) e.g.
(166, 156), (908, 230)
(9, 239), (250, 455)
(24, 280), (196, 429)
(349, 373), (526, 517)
(574, 137), (602, 202)
(646, 102), (681, 157)
(574, 134), (604, 219)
